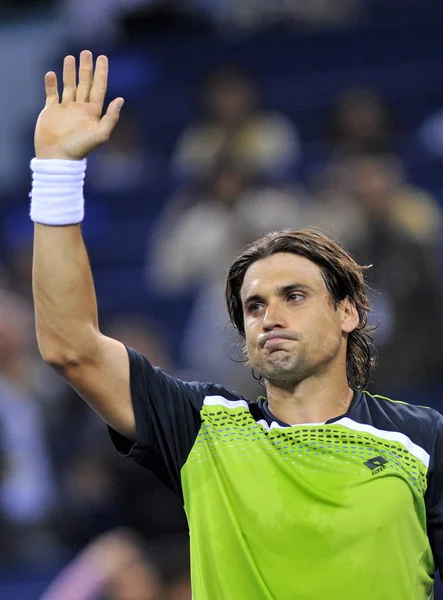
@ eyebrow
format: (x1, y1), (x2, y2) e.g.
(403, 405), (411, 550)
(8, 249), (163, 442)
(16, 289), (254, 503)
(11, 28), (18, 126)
(243, 283), (313, 306)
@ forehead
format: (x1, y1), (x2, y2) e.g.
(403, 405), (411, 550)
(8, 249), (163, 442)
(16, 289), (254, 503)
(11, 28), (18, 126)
(241, 253), (325, 300)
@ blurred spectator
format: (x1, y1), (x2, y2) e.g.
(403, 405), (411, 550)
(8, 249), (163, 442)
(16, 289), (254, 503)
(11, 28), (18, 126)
(327, 87), (396, 157)
(333, 154), (443, 390)
(171, 66), (300, 184)
(40, 528), (164, 600)
(150, 161), (304, 294)
(341, 153), (443, 246)
(353, 227), (443, 392)
(304, 86), (398, 200)
(86, 110), (160, 196)
(305, 152), (443, 248)
(0, 289), (58, 564)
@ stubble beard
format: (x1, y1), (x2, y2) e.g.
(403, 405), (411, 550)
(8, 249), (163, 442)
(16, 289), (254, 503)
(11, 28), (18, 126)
(255, 348), (311, 385)
(254, 335), (343, 387)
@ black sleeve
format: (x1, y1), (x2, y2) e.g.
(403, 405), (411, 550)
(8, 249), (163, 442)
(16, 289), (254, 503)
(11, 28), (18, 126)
(109, 346), (213, 497)
(425, 412), (443, 581)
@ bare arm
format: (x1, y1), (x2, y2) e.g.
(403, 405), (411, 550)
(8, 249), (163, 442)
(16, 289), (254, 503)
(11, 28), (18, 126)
(32, 51), (135, 440)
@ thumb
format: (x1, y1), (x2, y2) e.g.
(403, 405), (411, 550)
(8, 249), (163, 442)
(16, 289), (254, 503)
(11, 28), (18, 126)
(96, 97), (125, 143)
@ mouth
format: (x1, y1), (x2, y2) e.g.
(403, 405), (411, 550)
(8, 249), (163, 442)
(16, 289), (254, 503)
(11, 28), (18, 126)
(263, 337), (296, 349)
(260, 331), (299, 349)
(262, 333), (298, 352)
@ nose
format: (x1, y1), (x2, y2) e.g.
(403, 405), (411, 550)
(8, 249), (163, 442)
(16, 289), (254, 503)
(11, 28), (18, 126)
(262, 301), (287, 332)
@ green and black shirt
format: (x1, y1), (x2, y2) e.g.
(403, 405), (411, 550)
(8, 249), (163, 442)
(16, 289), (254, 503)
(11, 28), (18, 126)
(110, 347), (443, 599)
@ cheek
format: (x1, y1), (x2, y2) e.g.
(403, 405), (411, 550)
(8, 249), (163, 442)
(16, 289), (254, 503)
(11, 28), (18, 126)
(243, 325), (257, 357)
(244, 333), (254, 357)
(305, 310), (341, 345)
(322, 322), (344, 354)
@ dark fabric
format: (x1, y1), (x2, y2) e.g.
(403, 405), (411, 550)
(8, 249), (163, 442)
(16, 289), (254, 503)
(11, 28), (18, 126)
(425, 413), (443, 582)
(109, 346), (243, 496)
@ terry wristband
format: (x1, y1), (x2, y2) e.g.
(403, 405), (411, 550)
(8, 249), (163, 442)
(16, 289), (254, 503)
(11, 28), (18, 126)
(30, 158), (87, 225)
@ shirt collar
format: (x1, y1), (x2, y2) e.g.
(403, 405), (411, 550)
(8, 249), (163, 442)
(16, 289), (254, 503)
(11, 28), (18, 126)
(258, 390), (363, 428)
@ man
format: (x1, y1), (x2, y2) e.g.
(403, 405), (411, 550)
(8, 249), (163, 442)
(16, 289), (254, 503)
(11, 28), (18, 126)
(31, 51), (443, 599)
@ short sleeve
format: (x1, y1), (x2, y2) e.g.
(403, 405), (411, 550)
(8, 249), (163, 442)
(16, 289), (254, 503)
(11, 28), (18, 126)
(425, 412), (443, 581)
(109, 346), (212, 496)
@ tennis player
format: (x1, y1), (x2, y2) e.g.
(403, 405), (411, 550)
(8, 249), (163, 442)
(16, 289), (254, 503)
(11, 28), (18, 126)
(31, 51), (443, 599)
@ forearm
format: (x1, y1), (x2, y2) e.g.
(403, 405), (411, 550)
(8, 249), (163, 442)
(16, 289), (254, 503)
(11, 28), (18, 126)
(31, 51), (124, 369)
(33, 223), (100, 365)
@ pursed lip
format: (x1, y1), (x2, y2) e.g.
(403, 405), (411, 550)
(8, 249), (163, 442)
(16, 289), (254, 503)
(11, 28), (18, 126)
(259, 330), (299, 348)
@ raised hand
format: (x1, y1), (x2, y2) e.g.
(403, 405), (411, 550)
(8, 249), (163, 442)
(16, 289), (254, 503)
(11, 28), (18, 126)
(34, 50), (124, 160)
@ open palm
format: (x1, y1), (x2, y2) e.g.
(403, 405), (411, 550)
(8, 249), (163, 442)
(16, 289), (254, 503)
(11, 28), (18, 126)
(34, 51), (124, 160)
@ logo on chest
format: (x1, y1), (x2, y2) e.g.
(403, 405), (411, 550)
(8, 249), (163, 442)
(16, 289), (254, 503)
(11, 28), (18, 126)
(363, 455), (389, 475)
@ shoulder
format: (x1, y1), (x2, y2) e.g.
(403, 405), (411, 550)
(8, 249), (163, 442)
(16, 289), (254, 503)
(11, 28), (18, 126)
(200, 382), (252, 407)
(252, 112), (299, 138)
(127, 346), (245, 409)
(360, 390), (442, 455)
(363, 390), (440, 420)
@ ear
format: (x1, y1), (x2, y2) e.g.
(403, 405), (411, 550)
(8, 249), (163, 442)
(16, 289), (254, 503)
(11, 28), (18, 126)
(341, 297), (359, 334)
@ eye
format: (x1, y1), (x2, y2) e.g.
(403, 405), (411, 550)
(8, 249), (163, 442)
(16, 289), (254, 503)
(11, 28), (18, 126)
(287, 292), (304, 303)
(246, 302), (264, 314)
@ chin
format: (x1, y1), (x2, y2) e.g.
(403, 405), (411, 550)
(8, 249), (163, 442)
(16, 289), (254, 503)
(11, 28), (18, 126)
(260, 358), (301, 381)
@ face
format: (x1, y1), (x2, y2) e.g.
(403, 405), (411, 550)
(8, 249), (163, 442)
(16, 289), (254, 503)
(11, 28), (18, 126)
(213, 168), (245, 205)
(208, 79), (253, 122)
(339, 93), (386, 141)
(241, 253), (358, 386)
(346, 156), (400, 216)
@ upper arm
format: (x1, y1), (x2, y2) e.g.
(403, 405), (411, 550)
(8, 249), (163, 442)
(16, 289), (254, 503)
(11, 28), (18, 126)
(426, 413), (443, 581)
(57, 335), (222, 496)
(56, 334), (136, 441)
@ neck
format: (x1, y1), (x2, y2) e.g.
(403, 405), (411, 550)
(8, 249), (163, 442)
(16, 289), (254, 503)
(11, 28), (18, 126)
(265, 371), (354, 425)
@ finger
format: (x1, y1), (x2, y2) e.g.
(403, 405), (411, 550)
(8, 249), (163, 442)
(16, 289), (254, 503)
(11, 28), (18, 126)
(76, 50), (93, 103)
(62, 55), (76, 103)
(95, 97), (124, 143)
(44, 71), (59, 105)
(89, 55), (108, 114)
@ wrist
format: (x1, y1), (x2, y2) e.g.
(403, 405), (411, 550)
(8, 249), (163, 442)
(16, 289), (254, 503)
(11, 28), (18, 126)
(34, 142), (85, 161)
(35, 150), (83, 161)
(30, 158), (87, 226)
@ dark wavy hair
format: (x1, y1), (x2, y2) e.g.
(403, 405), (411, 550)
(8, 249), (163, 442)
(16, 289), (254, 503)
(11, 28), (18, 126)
(225, 229), (376, 390)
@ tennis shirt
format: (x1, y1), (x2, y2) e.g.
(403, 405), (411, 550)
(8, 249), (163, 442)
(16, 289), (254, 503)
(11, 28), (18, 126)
(110, 347), (443, 599)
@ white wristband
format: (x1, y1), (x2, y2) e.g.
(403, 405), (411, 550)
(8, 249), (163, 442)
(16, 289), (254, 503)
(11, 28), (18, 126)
(30, 158), (87, 225)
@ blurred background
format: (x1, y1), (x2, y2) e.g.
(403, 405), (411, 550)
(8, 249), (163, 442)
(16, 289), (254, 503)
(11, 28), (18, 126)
(0, 0), (443, 598)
